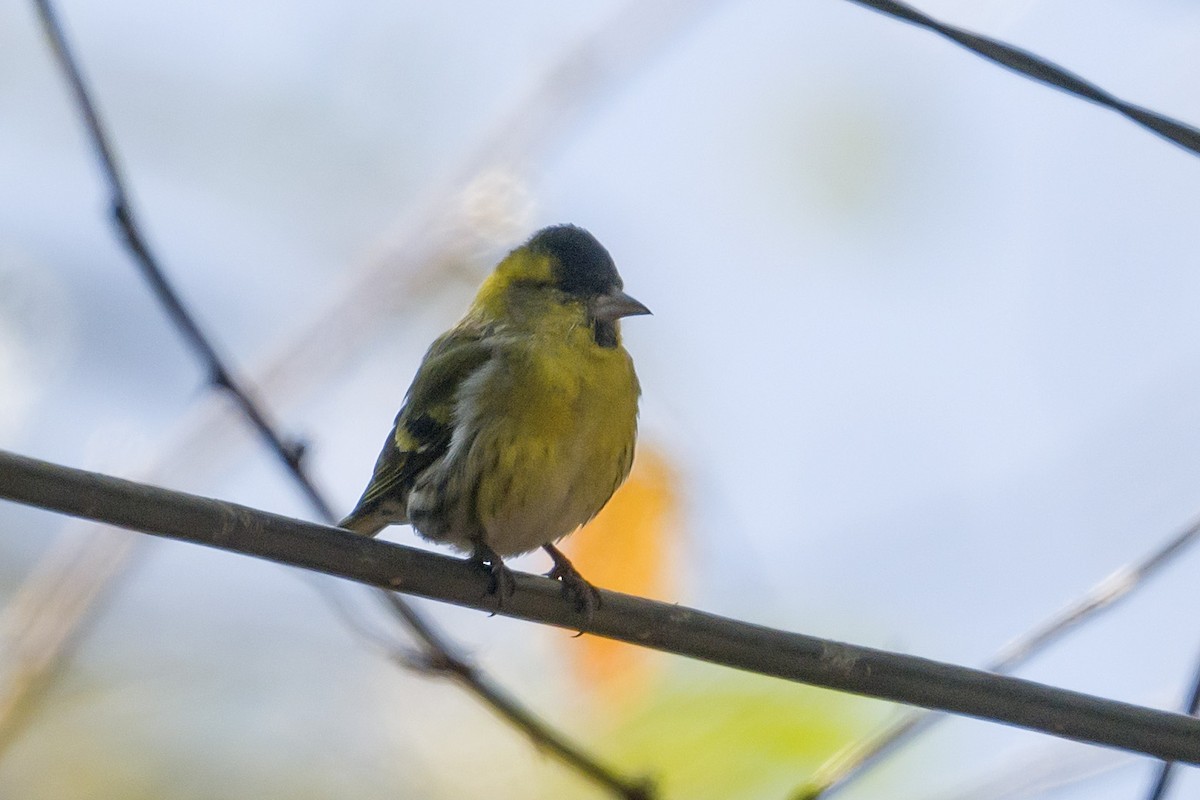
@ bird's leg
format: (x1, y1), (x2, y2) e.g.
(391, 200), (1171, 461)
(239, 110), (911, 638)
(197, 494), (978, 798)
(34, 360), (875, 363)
(543, 544), (601, 618)
(469, 542), (516, 604)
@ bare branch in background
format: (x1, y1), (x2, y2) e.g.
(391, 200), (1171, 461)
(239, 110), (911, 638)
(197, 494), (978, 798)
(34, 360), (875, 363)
(917, 742), (1135, 800)
(795, 515), (1200, 799)
(30, 0), (334, 519)
(4, 448), (1200, 767)
(0, 528), (139, 755)
(845, 0), (1200, 157)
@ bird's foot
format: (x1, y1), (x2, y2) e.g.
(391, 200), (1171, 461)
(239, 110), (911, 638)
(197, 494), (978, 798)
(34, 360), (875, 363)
(469, 543), (516, 606)
(543, 544), (601, 619)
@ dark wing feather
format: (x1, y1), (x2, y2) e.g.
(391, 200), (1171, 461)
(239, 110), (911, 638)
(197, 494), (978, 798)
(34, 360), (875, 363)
(340, 329), (492, 534)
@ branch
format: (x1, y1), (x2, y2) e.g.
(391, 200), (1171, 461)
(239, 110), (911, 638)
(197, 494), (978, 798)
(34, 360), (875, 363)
(1144, 651), (1200, 800)
(846, 0), (1200, 157)
(795, 514), (1200, 799)
(3, 448), (1200, 765)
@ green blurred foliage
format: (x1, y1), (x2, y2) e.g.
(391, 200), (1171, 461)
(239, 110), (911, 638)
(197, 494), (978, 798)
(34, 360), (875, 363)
(588, 663), (879, 800)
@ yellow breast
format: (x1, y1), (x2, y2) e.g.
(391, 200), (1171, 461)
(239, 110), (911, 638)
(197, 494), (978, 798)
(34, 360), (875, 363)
(469, 326), (640, 555)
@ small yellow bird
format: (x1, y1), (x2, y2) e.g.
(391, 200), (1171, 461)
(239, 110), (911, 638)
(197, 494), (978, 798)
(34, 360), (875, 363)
(340, 225), (649, 611)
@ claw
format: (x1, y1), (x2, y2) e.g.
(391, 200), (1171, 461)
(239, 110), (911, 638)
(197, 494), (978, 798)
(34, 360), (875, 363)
(469, 543), (516, 606)
(543, 544), (601, 620)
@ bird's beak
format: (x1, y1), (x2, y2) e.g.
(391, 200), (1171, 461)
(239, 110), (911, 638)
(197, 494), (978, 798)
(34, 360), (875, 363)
(592, 290), (652, 322)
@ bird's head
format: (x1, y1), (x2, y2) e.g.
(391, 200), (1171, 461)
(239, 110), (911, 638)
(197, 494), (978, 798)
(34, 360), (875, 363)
(471, 224), (651, 348)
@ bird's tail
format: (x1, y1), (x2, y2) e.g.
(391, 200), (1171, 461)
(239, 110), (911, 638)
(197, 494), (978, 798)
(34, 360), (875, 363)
(337, 508), (387, 537)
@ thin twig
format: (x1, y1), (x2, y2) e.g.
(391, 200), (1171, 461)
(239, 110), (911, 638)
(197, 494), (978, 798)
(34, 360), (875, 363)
(379, 592), (652, 800)
(918, 742), (1134, 800)
(30, 0), (334, 528)
(23, 1), (693, 796)
(3, 448), (1200, 766)
(845, 0), (1200, 157)
(989, 518), (1200, 672)
(795, 515), (1200, 799)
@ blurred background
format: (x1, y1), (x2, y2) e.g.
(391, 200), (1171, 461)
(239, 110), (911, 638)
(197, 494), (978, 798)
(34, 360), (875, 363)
(3, 0), (1200, 797)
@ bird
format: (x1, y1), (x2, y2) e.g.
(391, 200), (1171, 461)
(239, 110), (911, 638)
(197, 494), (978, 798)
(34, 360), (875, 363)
(339, 224), (649, 613)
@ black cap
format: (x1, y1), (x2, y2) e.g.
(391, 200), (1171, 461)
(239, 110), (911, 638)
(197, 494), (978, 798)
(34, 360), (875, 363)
(527, 224), (622, 298)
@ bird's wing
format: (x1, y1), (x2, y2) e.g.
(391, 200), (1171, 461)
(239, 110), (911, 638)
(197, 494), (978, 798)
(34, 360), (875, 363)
(343, 328), (494, 528)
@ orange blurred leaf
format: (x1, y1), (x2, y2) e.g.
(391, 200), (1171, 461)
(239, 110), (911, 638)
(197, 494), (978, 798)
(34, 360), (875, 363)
(561, 445), (680, 709)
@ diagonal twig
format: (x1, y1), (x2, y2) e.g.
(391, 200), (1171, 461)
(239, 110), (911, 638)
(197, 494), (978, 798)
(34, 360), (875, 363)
(794, 514), (1200, 799)
(31, 0), (333, 519)
(916, 742), (1134, 800)
(845, 0), (1200, 157)
(0, 528), (139, 756)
